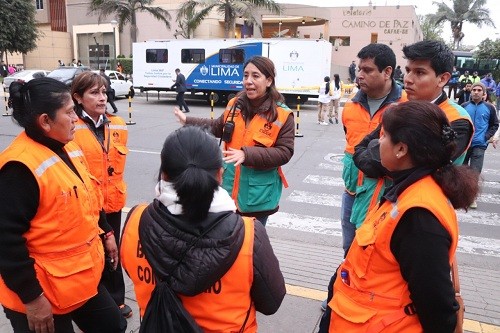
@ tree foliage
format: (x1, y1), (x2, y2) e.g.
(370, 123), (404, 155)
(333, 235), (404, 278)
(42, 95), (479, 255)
(419, 14), (445, 42)
(0, 0), (40, 62)
(429, 0), (495, 49)
(178, 0), (282, 39)
(89, 0), (172, 49)
(475, 38), (500, 60)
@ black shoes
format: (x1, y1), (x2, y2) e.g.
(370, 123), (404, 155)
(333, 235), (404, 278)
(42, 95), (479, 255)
(182, 110), (190, 113)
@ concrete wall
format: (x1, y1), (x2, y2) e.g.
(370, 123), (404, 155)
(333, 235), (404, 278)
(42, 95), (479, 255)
(25, 24), (72, 70)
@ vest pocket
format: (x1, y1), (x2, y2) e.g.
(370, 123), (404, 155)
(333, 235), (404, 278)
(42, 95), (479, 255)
(36, 251), (99, 310)
(331, 288), (378, 324)
(247, 169), (279, 207)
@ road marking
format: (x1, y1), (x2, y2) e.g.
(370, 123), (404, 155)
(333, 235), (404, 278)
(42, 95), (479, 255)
(269, 211), (500, 258)
(129, 149), (160, 155)
(285, 283), (500, 333)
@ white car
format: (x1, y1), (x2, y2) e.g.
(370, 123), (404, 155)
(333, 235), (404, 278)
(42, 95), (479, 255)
(3, 70), (51, 89)
(93, 70), (133, 99)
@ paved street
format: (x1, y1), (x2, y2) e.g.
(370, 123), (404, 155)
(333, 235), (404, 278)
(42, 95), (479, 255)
(0, 90), (499, 332)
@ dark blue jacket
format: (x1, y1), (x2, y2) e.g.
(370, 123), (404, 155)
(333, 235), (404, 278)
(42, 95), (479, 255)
(462, 100), (499, 149)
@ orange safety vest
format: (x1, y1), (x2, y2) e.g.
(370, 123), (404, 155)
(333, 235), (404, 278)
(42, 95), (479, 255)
(329, 176), (458, 333)
(121, 205), (257, 331)
(73, 115), (128, 213)
(221, 98), (291, 213)
(0, 132), (105, 314)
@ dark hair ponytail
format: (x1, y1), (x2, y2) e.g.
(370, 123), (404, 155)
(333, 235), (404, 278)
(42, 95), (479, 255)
(10, 78), (70, 136)
(159, 126), (222, 222)
(432, 165), (479, 210)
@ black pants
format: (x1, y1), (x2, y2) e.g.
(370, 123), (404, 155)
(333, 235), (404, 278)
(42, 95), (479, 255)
(3, 283), (127, 333)
(101, 211), (126, 306)
(318, 269), (339, 332)
(176, 92), (190, 112)
(448, 84), (459, 99)
(107, 91), (118, 113)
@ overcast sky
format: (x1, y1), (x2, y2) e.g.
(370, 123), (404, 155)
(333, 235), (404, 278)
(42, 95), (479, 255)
(275, 0), (500, 46)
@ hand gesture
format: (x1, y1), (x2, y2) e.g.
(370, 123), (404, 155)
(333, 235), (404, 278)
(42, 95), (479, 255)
(103, 235), (118, 270)
(223, 147), (245, 166)
(173, 107), (186, 125)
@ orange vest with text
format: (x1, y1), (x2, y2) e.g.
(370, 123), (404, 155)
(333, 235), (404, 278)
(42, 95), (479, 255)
(121, 205), (257, 332)
(329, 176), (458, 333)
(0, 132), (104, 314)
(73, 115), (128, 213)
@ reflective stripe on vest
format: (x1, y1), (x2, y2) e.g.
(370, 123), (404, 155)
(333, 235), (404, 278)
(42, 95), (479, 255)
(73, 116), (128, 213)
(0, 132), (104, 314)
(329, 176), (458, 332)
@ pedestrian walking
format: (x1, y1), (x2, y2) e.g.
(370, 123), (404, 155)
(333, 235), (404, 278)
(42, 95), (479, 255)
(174, 56), (294, 226)
(99, 68), (119, 113)
(171, 68), (190, 113)
(317, 76), (331, 125)
(462, 82), (499, 208)
(120, 126), (286, 330)
(448, 66), (460, 99)
(0, 77), (127, 333)
(328, 74), (342, 124)
(0, 61), (8, 77)
(319, 101), (479, 332)
(71, 71), (133, 318)
(348, 60), (356, 83)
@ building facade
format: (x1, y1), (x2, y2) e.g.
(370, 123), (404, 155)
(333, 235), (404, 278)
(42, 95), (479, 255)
(17, 1), (422, 80)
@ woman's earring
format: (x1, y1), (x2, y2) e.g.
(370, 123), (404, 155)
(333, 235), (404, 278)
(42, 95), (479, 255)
(396, 153), (400, 158)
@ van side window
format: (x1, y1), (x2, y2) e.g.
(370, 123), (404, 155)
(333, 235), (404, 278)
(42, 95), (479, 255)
(219, 49), (245, 64)
(146, 49), (168, 63)
(181, 49), (205, 63)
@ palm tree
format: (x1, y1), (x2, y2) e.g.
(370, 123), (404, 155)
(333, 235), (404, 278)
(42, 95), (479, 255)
(177, 0), (282, 39)
(174, 5), (212, 39)
(89, 0), (172, 49)
(430, 0), (495, 49)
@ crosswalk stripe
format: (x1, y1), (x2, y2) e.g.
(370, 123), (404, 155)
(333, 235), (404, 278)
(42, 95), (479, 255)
(271, 210), (500, 258)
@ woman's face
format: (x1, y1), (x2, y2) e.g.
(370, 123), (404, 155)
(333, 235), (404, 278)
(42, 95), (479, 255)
(44, 97), (78, 144)
(73, 83), (108, 119)
(243, 63), (272, 100)
(379, 128), (399, 171)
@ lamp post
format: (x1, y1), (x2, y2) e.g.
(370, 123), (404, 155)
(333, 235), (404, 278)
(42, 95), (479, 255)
(111, 20), (118, 69)
(93, 36), (100, 69)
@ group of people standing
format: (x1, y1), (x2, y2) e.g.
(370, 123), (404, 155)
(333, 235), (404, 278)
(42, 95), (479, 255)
(318, 40), (497, 333)
(317, 74), (342, 125)
(0, 39), (498, 332)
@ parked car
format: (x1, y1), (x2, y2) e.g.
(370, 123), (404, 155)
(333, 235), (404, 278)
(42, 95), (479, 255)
(47, 66), (90, 87)
(2, 70), (51, 90)
(93, 70), (133, 99)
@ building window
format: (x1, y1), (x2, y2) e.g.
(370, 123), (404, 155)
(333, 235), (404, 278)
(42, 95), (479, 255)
(36, 0), (43, 9)
(181, 49), (205, 63)
(330, 36), (350, 47)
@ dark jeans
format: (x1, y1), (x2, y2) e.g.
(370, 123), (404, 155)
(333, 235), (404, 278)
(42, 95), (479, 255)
(318, 269), (339, 332)
(107, 91), (118, 113)
(463, 147), (486, 174)
(3, 284), (127, 333)
(448, 83), (459, 99)
(101, 211), (126, 306)
(176, 92), (190, 112)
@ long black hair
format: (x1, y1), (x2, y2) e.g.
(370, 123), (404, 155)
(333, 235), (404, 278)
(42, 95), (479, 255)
(159, 126), (223, 221)
(382, 101), (479, 209)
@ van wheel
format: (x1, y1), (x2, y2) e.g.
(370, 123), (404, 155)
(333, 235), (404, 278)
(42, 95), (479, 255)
(208, 92), (220, 104)
(227, 93), (236, 101)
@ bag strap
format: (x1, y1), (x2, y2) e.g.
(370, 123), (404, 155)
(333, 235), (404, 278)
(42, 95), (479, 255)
(451, 256), (460, 295)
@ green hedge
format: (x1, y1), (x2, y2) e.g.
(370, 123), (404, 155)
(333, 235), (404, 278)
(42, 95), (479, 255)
(109, 57), (133, 75)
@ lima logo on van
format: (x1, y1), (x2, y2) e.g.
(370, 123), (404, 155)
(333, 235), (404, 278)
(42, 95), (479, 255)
(199, 65), (239, 77)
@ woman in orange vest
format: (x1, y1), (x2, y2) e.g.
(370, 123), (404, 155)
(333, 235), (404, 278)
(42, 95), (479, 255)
(70, 71), (132, 318)
(0, 78), (126, 332)
(173, 56), (294, 226)
(120, 126), (286, 331)
(319, 101), (479, 332)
